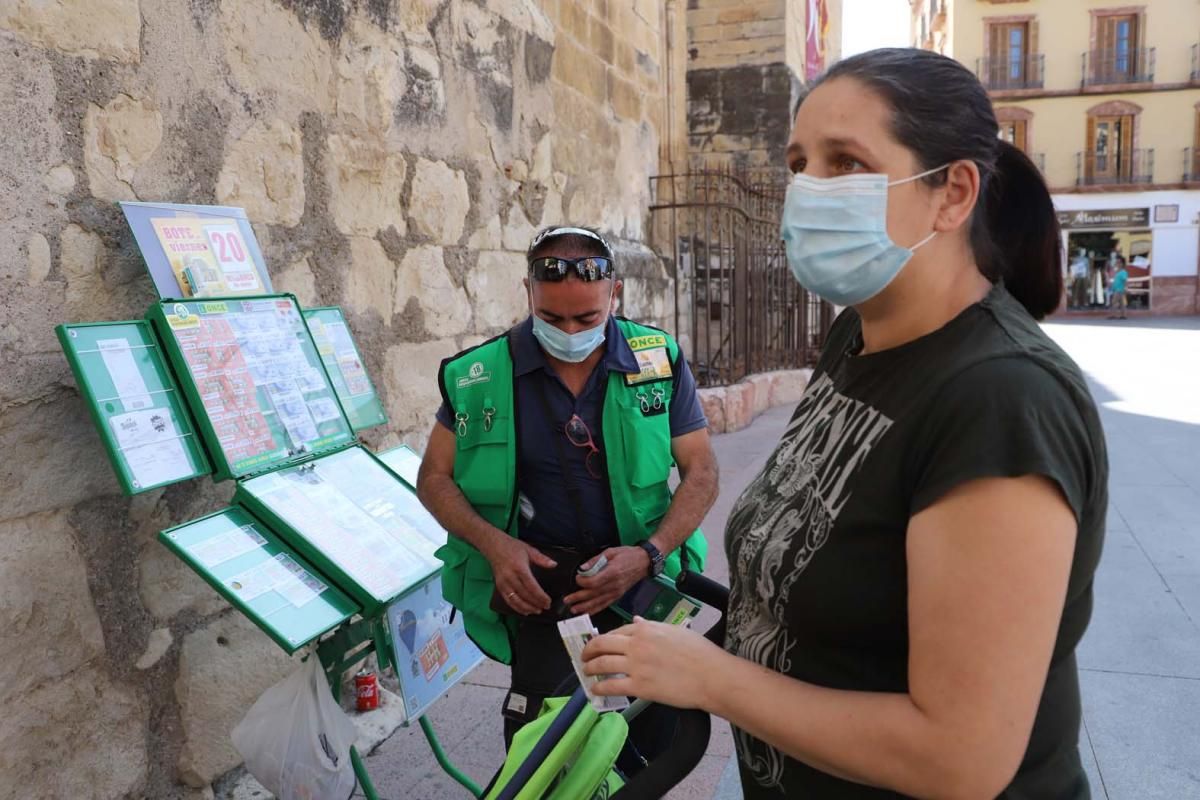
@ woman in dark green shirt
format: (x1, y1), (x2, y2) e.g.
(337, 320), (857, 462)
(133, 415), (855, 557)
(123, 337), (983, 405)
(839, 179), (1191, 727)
(583, 48), (1107, 799)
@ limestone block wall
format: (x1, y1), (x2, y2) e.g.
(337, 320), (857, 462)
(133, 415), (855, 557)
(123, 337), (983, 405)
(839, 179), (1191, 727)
(686, 0), (803, 169)
(0, 1), (672, 796)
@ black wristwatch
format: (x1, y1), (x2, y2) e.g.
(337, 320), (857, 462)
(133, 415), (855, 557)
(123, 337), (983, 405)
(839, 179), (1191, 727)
(637, 540), (665, 577)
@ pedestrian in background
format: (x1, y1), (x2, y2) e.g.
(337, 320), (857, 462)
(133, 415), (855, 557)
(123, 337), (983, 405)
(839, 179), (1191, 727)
(1069, 249), (1090, 309)
(1108, 257), (1129, 320)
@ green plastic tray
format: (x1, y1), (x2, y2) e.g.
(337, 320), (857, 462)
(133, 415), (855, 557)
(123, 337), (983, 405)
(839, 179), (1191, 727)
(56, 320), (211, 494)
(146, 295), (356, 481)
(160, 506), (359, 653)
(302, 307), (387, 432)
(234, 445), (447, 616)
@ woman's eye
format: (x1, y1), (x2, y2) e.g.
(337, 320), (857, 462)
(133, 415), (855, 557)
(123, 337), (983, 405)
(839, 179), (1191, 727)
(837, 157), (864, 173)
(791, 157), (807, 174)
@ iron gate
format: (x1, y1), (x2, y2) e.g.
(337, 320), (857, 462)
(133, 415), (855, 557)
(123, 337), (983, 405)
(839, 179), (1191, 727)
(649, 166), (833, 387)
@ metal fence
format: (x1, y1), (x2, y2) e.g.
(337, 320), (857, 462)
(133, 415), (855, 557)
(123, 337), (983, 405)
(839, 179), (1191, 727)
(649, 166), (833, 388)
(977, 53), (1045, 91)
(1076, 148), (1154, 187)
(1082, 47), (1155, 86)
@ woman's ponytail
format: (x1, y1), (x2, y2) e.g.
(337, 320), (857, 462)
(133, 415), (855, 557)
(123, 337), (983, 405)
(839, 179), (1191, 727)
(976, 141), (1063, 320)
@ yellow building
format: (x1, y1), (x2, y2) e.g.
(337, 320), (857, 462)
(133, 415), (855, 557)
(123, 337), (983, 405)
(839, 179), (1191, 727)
(912, 0), (1200, 315)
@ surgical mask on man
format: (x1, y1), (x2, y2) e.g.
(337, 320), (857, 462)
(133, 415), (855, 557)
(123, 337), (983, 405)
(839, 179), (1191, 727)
(781, 164), (947, 306)
(531, 315), (607, 362)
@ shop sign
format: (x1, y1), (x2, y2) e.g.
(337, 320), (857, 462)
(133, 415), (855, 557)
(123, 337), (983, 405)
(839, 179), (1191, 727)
(1057, 208), (1149, 229)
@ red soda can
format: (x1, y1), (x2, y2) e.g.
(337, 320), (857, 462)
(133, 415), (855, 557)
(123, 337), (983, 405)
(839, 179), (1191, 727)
(355, 669), (379, 712)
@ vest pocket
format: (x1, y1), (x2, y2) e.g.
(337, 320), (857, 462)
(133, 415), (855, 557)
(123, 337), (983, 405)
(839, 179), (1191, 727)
(455, 412), (511, 509)
(465, 554), (501, 625)
(619, 411), (673, 488)
(436, 540), (470, 609)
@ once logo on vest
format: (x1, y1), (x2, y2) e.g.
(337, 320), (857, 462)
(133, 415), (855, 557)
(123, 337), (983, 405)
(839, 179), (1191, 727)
(457, 360), (491, 388)
(627, 334), (667, 351)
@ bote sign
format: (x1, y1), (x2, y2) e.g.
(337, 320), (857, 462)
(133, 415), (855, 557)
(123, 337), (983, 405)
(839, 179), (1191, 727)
(1057, 208), (1150, 229)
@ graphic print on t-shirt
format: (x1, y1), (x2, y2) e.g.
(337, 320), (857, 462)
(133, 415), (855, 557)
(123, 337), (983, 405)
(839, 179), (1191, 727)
(725, 373), (893, 791)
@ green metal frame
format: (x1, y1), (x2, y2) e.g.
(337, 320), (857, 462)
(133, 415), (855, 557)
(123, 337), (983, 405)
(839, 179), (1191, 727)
(316, 615), (482, 799)
(61, 284), (480, 795)
(301, 306), (388, 433)
(232, 444), (442, 618)
(159, 507), (359, 653)
(145, 295), (357, 481)
(55, 320), (212, 494)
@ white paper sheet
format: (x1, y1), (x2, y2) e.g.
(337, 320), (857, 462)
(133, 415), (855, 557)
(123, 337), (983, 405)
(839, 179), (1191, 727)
(265, 380), (319, 444)
(97, 339), (154, 411)
(190, 524), (268, 569)
(272, 554), (328, 608)
(306, 397), (343, 424)
(109, 408), (194, 489)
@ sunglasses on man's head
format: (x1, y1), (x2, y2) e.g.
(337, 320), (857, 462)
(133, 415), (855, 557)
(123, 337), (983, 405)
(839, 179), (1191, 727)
(528, 256), (615, 282)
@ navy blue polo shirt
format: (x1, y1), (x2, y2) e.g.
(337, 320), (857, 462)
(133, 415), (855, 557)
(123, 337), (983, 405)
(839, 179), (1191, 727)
(436, 316), (707, 550)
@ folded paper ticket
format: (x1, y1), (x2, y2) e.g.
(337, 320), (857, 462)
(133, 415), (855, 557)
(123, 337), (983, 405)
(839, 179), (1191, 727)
(557, 614), (631, 712)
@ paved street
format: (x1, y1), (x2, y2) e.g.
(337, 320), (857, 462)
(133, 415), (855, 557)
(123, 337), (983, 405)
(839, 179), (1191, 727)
(362, 316), (1200, 799)
(1046, 317), (1200, 799)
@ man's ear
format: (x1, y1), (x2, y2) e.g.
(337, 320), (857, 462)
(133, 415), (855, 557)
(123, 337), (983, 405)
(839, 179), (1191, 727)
(610, 279), (623, 314)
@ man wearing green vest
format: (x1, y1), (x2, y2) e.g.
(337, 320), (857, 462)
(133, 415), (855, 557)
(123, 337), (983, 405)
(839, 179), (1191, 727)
(416, 225), (718, 751)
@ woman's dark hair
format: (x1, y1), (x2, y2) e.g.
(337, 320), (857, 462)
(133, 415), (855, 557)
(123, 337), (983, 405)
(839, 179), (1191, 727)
(800, 48), (1062, 319)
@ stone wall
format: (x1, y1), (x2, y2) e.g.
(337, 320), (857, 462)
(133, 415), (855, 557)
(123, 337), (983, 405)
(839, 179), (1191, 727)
(683, 0), (842, 170)
(1153, 276), (1200, 316)
(0, 1), (673, 796)
(685, 0), (803, 169)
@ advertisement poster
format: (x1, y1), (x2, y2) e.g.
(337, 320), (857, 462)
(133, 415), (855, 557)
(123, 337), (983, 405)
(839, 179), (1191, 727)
(805, 0), (830, 81)
(120, 202), (272, 299)
(386, 573), (485, 722)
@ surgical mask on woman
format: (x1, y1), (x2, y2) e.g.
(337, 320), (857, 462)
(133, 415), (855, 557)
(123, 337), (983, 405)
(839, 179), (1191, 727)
(781, 165), (947, 306)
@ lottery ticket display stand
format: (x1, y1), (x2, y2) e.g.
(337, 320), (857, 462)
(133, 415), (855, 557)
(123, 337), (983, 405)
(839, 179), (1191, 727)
(58, 204), (485, 799)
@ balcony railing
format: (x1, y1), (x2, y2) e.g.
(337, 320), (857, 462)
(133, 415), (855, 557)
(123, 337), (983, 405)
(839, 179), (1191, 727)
(1184, 148), (1200, 183)
(1082, 47), (1155, 86)
(1192, 44), (1200, 81)
(978, 54), (1045, 90)
(1076, 149), (1154, 187)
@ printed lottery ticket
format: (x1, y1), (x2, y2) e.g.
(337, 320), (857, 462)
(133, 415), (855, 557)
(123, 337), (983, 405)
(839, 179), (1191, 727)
(557, 614), (630, 712)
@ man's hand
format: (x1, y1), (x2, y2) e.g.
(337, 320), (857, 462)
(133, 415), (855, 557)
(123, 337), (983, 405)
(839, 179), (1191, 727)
(481, 534), (557, 616)
(564, 546), (650, 615)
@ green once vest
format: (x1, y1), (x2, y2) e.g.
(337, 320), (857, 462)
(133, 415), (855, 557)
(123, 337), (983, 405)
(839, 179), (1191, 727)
(435, 318), (708, 663)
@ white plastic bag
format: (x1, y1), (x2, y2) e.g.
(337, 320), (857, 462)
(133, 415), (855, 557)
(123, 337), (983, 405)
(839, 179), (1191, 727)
(232, 657), (359, 800)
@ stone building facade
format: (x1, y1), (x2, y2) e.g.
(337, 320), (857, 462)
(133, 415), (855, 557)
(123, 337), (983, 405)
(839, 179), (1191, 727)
(0, 1), (676, 796)
(685, 0), (842, 169)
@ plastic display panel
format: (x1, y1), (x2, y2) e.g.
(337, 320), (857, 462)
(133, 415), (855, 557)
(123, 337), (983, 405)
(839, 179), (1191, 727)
(119, 201), (272, 299)
(376, 443), (422, 487)
(234, 445), (447, 615)
(56, 320), (211, 494)
(147, 296), (356, 481)
(302, 307), (387, 432)
(386, 572), (485, 723)
(160, 507), (358, 653)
